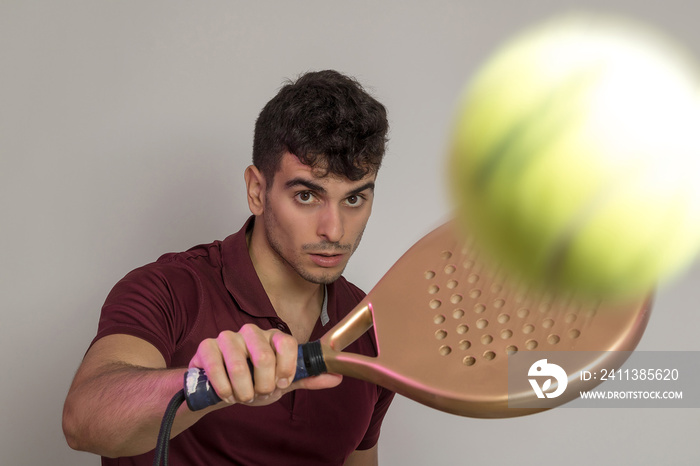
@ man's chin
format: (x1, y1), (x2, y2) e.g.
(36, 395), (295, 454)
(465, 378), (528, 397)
(300, 267), (346, 285)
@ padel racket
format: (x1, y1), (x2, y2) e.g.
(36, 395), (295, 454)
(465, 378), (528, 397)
(185, 220), (651, 417)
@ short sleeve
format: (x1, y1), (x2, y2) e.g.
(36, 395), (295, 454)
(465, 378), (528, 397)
(91, 261), (200, 365)
(356, 386), (396, 450)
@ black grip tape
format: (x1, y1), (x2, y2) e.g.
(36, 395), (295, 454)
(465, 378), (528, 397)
(301, 340), (327, 377)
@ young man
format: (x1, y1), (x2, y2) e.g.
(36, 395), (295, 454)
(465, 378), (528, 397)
(63, 70), (394, 465)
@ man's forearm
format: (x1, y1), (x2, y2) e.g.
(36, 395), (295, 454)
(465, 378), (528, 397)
(63, 362), (213, 458)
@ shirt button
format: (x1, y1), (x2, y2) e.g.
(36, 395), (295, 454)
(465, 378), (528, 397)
(271, 320), (288, 331)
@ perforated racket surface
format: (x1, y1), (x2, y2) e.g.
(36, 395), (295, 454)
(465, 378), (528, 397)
(187, 221), (651, 417)
(309, 221), (650, 417)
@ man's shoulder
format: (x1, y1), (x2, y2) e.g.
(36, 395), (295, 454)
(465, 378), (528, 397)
(114, 240), (226, 294)
(154, 240), (226, 270)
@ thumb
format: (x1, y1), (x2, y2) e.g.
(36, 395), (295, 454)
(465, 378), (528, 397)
(291, 373), (343, 391)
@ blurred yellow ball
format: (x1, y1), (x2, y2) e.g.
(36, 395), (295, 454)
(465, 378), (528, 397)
(450, 13), (700, 300)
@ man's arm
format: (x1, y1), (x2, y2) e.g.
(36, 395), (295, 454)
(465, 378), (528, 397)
(345, 444), (379, 466)
(62, 334), (214, 457)
(63, 326), (343, 458)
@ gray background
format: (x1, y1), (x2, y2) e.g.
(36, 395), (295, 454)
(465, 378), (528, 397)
(2, 1), (699, 465)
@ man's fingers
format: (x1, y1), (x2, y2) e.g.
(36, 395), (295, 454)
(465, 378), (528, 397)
(217, 330), (256, 402)
(270, 330), (298, 389)
(190, 337), (236, 404)
(188, 325), (325, 407)
(239, 325), (285, 396)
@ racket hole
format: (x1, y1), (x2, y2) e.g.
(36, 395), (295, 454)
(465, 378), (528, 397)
(548, 334), (561, 345)
(474, 303), (486, 314)
(493, 299), (505, 309)
(506, 345), (518, 354)
(451, 294), (463, 304)
(433, 314), (446, 324)
(456, 324), (469, 334)
(435, 329), (448, 340)
(467, 273), (479, 284)
(500, 329), (513, 340)
(453, 309), (465, 319)
(476, 319), (488, 329)
(463, 356), (476, 366)
(459, 340), (471, 350)
(429, 299), (442, 310)
(565, 313), (577, 324)
(539, 302), (551, 313)
(490, 283), (502, 293)
(425, 270), (436, 280)
(568, 329), (581, 339)
(441, 251), (453, 260)
(522, 324), (535, 334)
(583, 306), (599, 318)
(439, 345), (452, 356)
(497, 313), (510, 324)
(526, 339), (538, 350)
(542, 318), (554, 329)
(428, 285), (440, 295)
(447, 280), (459, 289)
(517, 308), (530, 319)
(483, 351), (496, 361)
(444, 264), (456, 275)
(469, 289), (481, 299)
(481, 334), (493, 345)
(463, 259), (475, 269)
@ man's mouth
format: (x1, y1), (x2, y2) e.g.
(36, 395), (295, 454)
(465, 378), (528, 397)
(309, 252), (345, 268)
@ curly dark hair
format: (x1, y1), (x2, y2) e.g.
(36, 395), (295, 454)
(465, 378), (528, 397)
(252, 70), (389, 184)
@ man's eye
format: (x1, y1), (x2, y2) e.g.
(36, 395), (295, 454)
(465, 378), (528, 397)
(296, 192), (316, 204)
(345, 195), (364, 207)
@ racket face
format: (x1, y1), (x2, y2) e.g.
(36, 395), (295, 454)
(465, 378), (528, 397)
(323, 221), (651, 418)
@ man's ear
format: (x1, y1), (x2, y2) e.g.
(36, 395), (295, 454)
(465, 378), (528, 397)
(244, 165), (266, 216)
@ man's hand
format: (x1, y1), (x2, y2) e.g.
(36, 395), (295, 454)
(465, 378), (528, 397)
(64, 325), (341, 457)
(188, 324), (342, 406)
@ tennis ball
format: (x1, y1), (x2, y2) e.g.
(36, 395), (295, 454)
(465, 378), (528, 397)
(450, 13), (700, 300)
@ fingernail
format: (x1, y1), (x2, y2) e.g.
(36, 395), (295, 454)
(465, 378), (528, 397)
(225, 396), (235, 404)
(277, 378), (290, 389)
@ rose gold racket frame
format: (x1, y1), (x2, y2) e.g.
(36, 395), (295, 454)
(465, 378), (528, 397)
(317, 221), (652, 418)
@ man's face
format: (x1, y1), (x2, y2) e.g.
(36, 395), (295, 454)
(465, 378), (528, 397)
(260, 152), (376, 285)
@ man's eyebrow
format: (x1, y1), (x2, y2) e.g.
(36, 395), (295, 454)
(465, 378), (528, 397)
(284, 178), (375, 197)
(285, 178), (327, 194)
(348, 182), (375, 196)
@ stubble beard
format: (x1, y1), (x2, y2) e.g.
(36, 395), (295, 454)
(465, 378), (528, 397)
(263, 206), (365, 285)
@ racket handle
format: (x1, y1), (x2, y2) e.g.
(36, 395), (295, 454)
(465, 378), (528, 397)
(184, 340), (326, 411)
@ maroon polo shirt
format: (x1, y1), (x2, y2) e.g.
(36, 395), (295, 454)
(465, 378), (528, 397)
(93, 217), (394, 466)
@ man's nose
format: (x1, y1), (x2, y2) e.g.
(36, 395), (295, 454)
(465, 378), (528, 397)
(317, 205), (344, 243)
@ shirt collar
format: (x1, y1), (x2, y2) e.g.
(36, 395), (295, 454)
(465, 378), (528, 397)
(222, 216), (277, 318)
(222, 216), (330, 327)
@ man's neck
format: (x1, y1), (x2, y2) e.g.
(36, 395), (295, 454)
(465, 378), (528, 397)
(246, 220), (324, 342)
